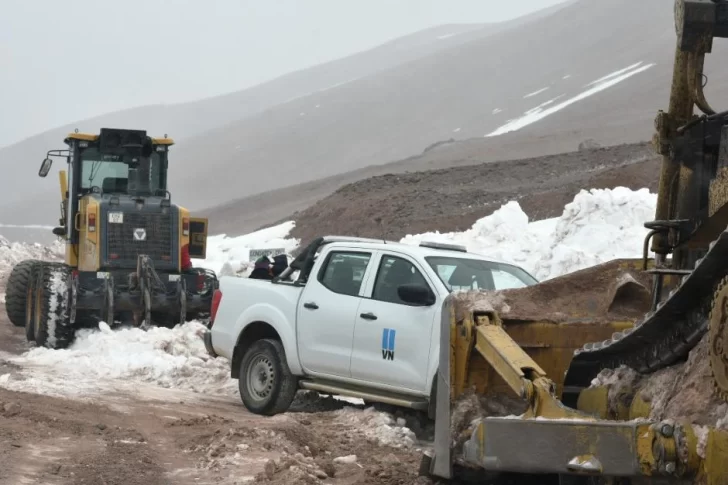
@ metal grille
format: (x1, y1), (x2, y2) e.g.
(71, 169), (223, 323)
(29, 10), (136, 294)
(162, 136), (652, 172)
(105, 211), (176, 269)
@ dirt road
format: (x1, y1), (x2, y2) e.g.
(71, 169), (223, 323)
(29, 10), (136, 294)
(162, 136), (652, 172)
(0, 296), (433, 485)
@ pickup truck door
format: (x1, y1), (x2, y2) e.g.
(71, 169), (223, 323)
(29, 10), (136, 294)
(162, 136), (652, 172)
(296, 248), (375, 378)
(349, 251), (439, 394)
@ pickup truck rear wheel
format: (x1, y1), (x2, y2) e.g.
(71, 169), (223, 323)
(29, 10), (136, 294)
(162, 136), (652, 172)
(238, 339), (298, 416)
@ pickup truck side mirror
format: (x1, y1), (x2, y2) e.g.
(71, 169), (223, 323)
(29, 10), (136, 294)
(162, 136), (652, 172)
(398, 284), (436, 306)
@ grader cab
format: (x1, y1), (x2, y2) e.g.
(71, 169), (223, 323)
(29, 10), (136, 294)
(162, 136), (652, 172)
(4, 128), (218, 349)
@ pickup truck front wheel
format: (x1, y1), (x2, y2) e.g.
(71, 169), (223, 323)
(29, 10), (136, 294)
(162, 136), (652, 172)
(238, 339), (298, 416)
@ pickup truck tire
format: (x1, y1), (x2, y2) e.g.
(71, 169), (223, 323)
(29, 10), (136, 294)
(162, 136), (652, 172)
(238, 339), (298, 416)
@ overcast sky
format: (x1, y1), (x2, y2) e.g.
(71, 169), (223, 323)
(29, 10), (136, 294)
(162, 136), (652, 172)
(0, 0), (567, 147)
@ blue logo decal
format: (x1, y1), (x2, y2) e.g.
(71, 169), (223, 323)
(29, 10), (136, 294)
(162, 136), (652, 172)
(381, 328), (396, 360)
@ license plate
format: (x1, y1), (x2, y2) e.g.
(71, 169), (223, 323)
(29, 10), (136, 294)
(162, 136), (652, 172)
(108, 212), (124, 224)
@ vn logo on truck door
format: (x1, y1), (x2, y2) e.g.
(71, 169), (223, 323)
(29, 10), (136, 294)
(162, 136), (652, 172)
(381, 328), (396, 360)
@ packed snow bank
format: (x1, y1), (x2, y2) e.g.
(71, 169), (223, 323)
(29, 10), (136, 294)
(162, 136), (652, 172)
(193, 186), (656, 284)
(332, 407), (417, 448)
(1, 321), (237, 398)
(0, 236), (63, 302)
(0, 235), (63, 279)
(193, 221), (299, 277)
(401, 187), (656, 281)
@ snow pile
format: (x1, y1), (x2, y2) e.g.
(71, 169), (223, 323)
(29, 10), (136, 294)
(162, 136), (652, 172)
(4, 321), (237, 397)
(401, 187), (656, 280)
(0, 236), (63, 302)
(0, 235), (63, 279)
(532, 187), (656, 279)
(193, 221), (299, 277)
(332, 407), (417, 448)
(196, 186), (655, 283)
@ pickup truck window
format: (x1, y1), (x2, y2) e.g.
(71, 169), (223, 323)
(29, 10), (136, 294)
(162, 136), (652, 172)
(372, 255), (431, 304)
(425, 256), (537, 291)
(318, 251), (372, 297)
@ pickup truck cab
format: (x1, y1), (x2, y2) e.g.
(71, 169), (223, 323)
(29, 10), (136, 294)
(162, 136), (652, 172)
(204, 236), (538, 416)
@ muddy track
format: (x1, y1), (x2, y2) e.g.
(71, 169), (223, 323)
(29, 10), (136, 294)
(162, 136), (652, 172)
(0, 291), (438, 485)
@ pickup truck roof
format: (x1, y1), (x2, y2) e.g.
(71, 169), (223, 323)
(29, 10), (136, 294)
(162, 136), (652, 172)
(279, 235), (534, 285)
(320, 236), (514, 263)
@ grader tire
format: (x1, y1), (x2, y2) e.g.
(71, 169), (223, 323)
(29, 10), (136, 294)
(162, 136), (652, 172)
(34, 263), (74, 349)
(5, 259), (42, 327)
(24, 262), (43, 342)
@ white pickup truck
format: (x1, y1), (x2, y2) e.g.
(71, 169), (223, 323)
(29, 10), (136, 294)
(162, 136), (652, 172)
(203, 236), (538, 416)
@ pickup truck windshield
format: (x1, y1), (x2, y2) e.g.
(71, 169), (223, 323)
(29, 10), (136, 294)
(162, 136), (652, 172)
(425, 256), (538, 291)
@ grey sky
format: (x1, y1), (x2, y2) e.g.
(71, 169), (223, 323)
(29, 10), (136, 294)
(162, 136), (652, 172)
(0, 0), (567, 148)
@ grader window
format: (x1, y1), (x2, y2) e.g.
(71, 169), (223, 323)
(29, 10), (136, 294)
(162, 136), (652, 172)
(80, 148), (165, 194)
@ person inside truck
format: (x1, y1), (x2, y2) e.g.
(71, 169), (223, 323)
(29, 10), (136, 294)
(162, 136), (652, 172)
(271, 254), (288, 277)
(249, 256), (273, 279)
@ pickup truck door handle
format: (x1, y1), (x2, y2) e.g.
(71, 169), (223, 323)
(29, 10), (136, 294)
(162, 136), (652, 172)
(360, 312), (378, 320)
(303, 302), (319, 310)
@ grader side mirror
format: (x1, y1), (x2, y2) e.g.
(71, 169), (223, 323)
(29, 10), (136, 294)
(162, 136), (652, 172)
(38, 158), (53, 177)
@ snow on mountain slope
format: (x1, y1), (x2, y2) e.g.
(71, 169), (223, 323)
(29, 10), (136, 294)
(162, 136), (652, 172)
(0, 186), (655, 407)
(486, 62), (656, 137)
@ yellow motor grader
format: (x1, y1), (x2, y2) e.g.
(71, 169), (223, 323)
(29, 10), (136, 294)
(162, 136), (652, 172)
(4, 128), (218, 349)
(423, 1), (728, 484)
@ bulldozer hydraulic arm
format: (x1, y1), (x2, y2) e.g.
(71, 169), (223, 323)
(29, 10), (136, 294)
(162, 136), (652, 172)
(472, 315), (592, 421)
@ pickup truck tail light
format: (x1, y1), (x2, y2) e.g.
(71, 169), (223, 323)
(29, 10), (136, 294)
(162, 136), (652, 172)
(210, 289), (223, 326)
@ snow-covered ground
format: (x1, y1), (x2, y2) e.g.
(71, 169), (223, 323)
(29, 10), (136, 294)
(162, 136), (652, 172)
(2, 320), (235, 399)
(0, 186), (657, 447)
